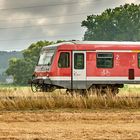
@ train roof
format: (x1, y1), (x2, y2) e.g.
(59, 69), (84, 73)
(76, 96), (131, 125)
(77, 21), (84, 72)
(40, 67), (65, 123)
(72, 41), (140, 45)
(42, 41), (140, 51)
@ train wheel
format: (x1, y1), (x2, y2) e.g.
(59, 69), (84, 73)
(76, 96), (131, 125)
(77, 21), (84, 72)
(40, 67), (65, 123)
(88, 85), (101, 96)
(66, 89), (87, 96)
(88, 85), (119, 97)
(99, 87), (119, 97)
(31, 83), (43, 92)
(111, 87), (119, 96)
(102, 87), (114, 97)
(66, 89), (72, 96)
(66, 89), (74, 96)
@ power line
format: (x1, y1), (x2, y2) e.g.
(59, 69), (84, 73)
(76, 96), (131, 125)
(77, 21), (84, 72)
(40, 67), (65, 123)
(0, 33), (83, 41)
(0, 1), (90, 42)
(0, 11), (93, 22)
(0, 21), (81, 30)
(0, 1), (94, 30)
(0, 0), (93, 11)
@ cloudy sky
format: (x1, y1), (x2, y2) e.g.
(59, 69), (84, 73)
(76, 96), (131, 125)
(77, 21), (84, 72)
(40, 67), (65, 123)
(0, 0), (139, 51)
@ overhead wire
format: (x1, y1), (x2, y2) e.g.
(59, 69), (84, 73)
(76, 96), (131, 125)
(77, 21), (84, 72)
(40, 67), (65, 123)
(0, 1), (94, 29)
(0, 0), (93, 11)
(0, 0), (93, 42)
(0, 21), (81, 30)
(0, 11), (94, 22)
(0, 33), (83, 41)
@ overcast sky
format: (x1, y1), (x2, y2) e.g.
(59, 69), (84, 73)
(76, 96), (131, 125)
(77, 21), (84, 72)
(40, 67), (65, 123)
(0, 0), (139, 51)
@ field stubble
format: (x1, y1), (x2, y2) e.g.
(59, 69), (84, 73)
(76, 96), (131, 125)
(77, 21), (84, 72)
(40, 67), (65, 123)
(0, 85), (139, 139)
(0, 110), (139, 139)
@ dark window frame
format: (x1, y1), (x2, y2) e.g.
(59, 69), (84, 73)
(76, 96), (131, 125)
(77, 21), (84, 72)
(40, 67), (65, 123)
(96, 52), (114, 68)
(58, 52), (70, 68)
(74, 53), (84, 69)
(138, 53), (140, 68)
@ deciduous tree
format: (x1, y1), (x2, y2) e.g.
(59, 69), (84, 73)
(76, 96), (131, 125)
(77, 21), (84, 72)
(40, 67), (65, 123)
(82, 4), (140, 41)
(6, 40), (54, 85)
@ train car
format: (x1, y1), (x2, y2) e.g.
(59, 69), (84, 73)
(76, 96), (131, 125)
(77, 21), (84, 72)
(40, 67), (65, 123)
(30, 41), (140, 95)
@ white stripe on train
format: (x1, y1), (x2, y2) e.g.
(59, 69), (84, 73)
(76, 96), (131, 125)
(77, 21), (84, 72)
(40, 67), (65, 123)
(37, 76), (140, 81)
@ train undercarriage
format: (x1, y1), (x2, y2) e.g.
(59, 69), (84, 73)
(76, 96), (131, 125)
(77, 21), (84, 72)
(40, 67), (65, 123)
(29, 78), (123, 96)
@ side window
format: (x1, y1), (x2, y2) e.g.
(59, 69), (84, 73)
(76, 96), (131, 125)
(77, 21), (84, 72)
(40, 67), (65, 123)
(74, 53), (84, 69)
(97, 53), (113, 68)
(138, 54), (140, 68)
(58, 52), (70, 68)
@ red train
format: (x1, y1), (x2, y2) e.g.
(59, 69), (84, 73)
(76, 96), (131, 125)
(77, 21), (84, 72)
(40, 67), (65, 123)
(30, 41), (140, 95)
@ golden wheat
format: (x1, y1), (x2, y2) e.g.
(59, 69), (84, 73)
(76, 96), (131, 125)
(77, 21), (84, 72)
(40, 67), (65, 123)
(0, 86), (139, 111)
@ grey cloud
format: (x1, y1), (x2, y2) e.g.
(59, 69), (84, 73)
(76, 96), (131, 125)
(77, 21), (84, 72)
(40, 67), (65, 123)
(0, 0), (139, 51)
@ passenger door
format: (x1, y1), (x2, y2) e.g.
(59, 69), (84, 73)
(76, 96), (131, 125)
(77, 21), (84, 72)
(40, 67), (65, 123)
(72, 51), (86, 89)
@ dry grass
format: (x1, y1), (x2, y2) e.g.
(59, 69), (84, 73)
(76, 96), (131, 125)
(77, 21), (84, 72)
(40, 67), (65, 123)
(0, 85), (139, 111)
(0, 110), (139, 139)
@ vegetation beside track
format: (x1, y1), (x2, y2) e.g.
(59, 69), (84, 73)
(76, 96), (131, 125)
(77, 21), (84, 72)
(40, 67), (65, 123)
(0, 85), (139, 111)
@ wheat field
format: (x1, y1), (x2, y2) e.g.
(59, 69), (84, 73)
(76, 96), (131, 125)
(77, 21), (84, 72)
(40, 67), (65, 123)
(0, 85), (139, 139)
(0, 85), (139, 110)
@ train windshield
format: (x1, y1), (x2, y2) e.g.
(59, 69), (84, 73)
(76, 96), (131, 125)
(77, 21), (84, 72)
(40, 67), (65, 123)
(38, 50), (55, 66)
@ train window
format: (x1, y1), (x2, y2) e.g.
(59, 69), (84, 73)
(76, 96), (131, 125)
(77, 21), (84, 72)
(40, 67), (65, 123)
(97, 53), (113, 68)
(58, 52), (70, 68)
(38, 50), (55, 66)
(138, 54), (140, 68)
(74, 53), (84, 69)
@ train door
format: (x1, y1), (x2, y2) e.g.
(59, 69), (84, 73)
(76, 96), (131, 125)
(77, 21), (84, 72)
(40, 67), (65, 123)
(72, 51), (87, 89)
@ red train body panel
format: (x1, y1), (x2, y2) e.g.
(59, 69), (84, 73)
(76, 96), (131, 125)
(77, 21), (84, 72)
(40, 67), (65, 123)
(32, 41), (140, 93)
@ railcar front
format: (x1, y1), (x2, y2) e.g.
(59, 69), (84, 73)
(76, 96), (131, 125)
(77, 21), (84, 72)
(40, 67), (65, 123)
(30, 45), (57, 92)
